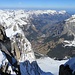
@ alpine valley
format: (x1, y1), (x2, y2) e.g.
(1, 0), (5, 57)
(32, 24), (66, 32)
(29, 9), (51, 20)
(0, 9), (75, 75)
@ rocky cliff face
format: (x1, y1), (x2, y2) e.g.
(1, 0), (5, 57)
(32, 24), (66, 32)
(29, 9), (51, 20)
(0, 9), (36, 62)
(0, 19), (36, 74)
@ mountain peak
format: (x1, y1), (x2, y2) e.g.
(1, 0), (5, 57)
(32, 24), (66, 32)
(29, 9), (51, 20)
(58, 10), (66, 14)
(66, 14), (75, 23)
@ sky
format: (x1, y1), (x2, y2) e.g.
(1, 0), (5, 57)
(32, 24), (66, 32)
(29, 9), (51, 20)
(0, 0), (75, 10)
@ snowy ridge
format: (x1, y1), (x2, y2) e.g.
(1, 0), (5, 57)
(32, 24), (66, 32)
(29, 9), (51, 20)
(0, 9), (67, 32)
(27, 10), (57, 15)
(0, 9), (67, 27)
(5, 24), (35, 63)
(0, 9), (35, 62)
(66, 14), (75, 23)
(0, 10), (29, 28)
(58, 10), (66, 14)
(27, 10), (66, 15)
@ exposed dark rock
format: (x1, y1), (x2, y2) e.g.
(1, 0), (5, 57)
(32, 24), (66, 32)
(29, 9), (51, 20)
(59, 64), (72, 75)
(0, 25), (21, 75)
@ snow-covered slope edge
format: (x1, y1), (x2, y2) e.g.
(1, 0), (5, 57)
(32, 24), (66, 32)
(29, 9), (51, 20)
(37, 57), (67, 75)
(0, 9), (68, 28)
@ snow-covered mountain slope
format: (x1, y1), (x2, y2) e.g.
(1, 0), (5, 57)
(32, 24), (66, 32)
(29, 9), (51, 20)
(64, 14), (75, 47)
(0, 9), (70, 40)
(37, 57), (67, 75)
(0, 9), (72, 75)
(20, 59), (53, 75)
(0, 9), (36, 75)
(66, 15), (75, 23)
(0, 24), (36, 74)
(0, 9), (36, 62)
(0, 49), (68, 75)
(5, 24), (35, 63)
(0, 9), (68, 28)
(19, 56), (68, 75)
(0, 9), (70, 57)
(0, 10), (29, 28)
(27, 10), (67, 15)
(0, 10), (55, 75)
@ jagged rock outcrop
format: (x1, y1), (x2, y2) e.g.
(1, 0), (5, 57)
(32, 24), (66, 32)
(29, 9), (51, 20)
(0, 25), (52, 75)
